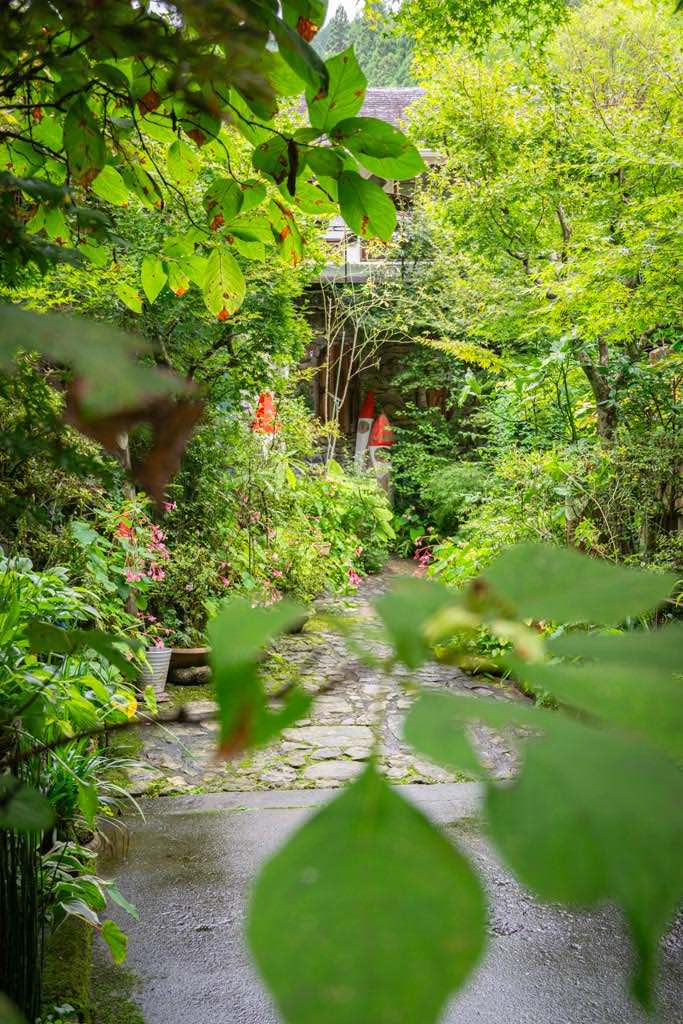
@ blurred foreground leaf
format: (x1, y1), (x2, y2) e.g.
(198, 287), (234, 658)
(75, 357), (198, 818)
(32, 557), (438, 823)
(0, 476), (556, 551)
(249, 763), (486, 1024)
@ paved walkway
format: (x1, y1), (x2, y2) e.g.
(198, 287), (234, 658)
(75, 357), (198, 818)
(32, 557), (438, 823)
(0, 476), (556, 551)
(103, 786), (683, 1024)
(128, 562), (525, 796)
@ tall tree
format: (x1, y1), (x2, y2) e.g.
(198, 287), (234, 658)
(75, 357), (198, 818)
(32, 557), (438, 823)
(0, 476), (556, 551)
(326, 6), (352, 52)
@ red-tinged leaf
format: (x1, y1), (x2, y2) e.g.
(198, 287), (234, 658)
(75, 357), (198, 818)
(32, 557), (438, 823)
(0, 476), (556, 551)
(138, 89), (160, 116)
(64, 383), (205, 507)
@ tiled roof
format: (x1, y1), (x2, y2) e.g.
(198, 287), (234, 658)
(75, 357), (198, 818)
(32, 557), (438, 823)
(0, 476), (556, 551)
(357, 87), (425, 127)
(296, 87), (425, 128)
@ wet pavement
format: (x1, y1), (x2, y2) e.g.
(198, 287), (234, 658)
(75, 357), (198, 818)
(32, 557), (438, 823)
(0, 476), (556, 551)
(102, 785), (683, 1024)
(129, 563), (525, 795)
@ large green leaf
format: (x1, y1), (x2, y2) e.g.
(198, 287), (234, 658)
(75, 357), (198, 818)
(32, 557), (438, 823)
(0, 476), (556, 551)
(306, 47), (367, 131)
(404, 691), (683, 1008)
(338, 171), (396, 241)
(249, 763), (486, 1024)
(374, 576), (460, 669)
(202, 248), (246, 318)
(91, 165), (129, 206)
(166, 139), (200, 185)
(252, 135), (292, 185)
(0, 776), (56, 832)
(266, 12), (329, 96)
(63, 97), (106, 186)
(487, 720), (683, 1008)
(482, 543), (676, 625)
(140, 255), (167, 303)
(0, 305), (186, 415)
(547, 621), (683, 677)
(208, 598), (311, 754)
(331, 117), (426, 180)
(204, 178), (244, 224)
(508, 657), (683, 761)
(101, 919), (127, 964)
(26, 620), (141, 679)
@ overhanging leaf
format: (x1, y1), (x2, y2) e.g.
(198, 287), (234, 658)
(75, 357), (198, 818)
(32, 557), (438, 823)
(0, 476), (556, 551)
(404, 691), (683, 1009)
(338, 171), (396, 241)
(249, 763), (486, 1024)
(306, 46), (367, 131)
(167, 139), (200, 185)
(203, 247), (246, 318)
(374, 576), (460, 669)
(63, 97), (105, 186)
(140, 256), (167, 303)
(332, 117), (426, 180)
(482, 543), (676, 625)
(101, 919), (127, 964)
(0, 776), (56, 832)
(208, 598), (310, 756)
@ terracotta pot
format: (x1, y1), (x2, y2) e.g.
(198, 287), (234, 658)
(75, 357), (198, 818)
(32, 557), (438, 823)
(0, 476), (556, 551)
(139, 647), (171, 697)
(169, 646), (210, 670)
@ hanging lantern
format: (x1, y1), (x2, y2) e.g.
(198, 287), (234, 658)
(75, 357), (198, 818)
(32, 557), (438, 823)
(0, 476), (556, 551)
(354, 391), (376, 467)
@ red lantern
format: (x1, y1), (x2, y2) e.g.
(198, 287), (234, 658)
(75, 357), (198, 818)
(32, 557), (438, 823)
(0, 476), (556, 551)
(368, 412), (394, 447)
(252, 392), (280, 434)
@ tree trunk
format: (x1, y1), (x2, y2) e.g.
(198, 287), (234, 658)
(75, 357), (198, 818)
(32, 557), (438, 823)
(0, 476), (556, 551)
(577, 339), (618, 445)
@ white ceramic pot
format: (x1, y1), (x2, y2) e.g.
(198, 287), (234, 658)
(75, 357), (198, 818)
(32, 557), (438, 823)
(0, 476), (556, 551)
(139, 646), (172, 697)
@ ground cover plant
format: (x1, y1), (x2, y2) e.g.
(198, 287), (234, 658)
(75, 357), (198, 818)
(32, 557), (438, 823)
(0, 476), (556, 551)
(1, 0), (682, 1022)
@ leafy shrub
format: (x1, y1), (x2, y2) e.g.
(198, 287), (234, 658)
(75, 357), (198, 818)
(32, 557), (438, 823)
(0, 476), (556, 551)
(419, 461), (490, 535)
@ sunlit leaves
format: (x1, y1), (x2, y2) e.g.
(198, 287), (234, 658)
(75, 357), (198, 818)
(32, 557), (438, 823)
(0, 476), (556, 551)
(91, 165), (128, 206)
(204, 178), (244, 225)
(252, 136), (292, 185)
(482, 542), (676, 624)
(140, 255), (167, 303)
(338, 171), (397, 241)
(203, 247), (246, 318)
(208, 598), (310, 755)
(115, 282), (143, 313)
(332, 117), (427, 180)
(166, 140), (200, 185)
(63, 97), (105, 186)
(249, 763), (486, 1024)
(306, 46), (367, 131)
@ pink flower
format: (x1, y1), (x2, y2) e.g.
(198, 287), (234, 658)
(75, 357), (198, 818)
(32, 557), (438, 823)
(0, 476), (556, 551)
(146, 614), (157, 622)
(220, 576), (230, 587)
(272, 569), (284, 578)
(348, 569), (361, 588)
(125, 569), (143, 583)
(163, 501), (177, 512)
(153, 638), (165, 649)
(149, 564), (166, 581)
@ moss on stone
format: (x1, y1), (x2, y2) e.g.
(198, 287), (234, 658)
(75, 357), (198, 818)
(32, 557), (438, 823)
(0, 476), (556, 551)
(89, 944), (144, 1024)
(165, 682), (215, 707)
(42, 918), (93, 1022)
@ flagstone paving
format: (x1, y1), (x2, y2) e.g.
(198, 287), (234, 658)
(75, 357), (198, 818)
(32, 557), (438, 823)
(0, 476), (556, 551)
(127, 561), (527, 796)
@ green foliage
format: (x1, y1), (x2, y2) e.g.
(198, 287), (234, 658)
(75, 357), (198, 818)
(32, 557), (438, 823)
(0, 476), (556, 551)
(215, 542), (683, 1019)
(315, 3), (415, 87)
(249, 763), (485, 1024)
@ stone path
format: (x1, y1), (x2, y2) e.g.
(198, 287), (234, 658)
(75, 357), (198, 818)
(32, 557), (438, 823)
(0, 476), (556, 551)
(104, 786), (683, 1024)
(128, 561), (526, 796)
